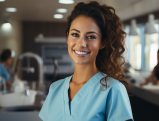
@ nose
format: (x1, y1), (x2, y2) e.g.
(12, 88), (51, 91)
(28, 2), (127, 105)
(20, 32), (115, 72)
(76, 36), (87, 48)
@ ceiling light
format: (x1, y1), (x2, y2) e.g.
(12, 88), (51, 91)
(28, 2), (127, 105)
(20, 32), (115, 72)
(6, 8), (17, 12)
(0, 0), (5, 2)
(56, 8), (67, 13)
(129, 19), (138, 36)
(145, 14), (157, 34)
(59, 0), (74, 4)
(54, 14), (63, 19)
(1, 21), (12, 32)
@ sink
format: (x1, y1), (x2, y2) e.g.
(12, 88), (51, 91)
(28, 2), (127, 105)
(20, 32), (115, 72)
(143, 85), (159, 90)
(0, 90), (37, 107)
(4, 105), (41, 112)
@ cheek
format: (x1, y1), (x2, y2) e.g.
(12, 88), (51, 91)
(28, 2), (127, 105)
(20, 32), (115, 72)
(7, 59), (12, 64)
(9, 59), (12, 63)
(89, 41), (100, 52)
(67, 36), (76, 49)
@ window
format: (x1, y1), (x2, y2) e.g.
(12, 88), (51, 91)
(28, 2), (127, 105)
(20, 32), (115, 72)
(124, 26), (141, 70)
(144, 24), (159, 70)
(129, 35), (141, 70)
(124, 21), (159, 71)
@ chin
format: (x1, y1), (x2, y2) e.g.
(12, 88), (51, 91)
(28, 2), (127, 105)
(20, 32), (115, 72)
(74, 59), (91, 65)
(74, 61), (86, 65)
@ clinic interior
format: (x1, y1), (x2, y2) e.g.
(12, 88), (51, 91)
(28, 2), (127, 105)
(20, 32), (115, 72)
(0, 0), (159, 121)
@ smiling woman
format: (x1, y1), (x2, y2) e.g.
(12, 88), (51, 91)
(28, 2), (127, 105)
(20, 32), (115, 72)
(39, 1), (134, 121)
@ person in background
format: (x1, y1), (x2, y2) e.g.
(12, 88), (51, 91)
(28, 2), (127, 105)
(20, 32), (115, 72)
(140, 49), (159, 86)
(0, 49), (15, 89)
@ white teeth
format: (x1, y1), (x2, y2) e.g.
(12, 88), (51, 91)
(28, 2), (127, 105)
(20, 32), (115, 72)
(75, 50), (89, 55)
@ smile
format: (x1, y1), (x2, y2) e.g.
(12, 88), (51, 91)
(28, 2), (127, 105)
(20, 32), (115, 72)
(73, 50), (90, 57)
(75, 50), (89, 54)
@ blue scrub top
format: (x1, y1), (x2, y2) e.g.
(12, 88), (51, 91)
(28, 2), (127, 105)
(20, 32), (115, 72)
(0, 63), (10, 82)
(39, 72), (134, 121)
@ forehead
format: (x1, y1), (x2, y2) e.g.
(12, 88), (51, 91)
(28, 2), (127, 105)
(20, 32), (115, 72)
(70, 15), (100, 33)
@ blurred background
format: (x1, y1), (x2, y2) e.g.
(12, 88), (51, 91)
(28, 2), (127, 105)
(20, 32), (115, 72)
(0, 0), (159, 121)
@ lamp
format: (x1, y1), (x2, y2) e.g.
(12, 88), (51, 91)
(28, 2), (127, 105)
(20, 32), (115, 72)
(1, 21), (12, 32)
(129, 19), (138, 36)
(144, 14), (157, 34)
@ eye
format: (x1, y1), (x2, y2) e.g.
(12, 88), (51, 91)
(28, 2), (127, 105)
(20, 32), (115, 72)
(87, 36), (96, 39)
(71, 33), (79, 37)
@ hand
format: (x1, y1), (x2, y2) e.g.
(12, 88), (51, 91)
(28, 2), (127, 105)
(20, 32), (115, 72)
(0, 84), (2, 89)
(6, 81), (12, 87)
(140, 82), (146, 86)
(152, 79), (158, 85)
(17, 76), (22, 81)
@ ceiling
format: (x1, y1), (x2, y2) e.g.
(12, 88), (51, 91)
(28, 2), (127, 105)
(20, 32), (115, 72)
(0, 0), (159, 22)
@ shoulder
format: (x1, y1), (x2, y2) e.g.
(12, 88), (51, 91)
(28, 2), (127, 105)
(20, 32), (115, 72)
(0, 63), (4, 69)
(104, 77), (128, 100)
(108, 77), (127, 92)
(154, 65), (157, 71)
(0, 63), (8, 73)
(100, 76), (127, 95)
(101, 75), (124, 89)
(109, 81), (127, 94)
(50, 78), (65, 89)
(154, 64), (159, 71)
(49, 75), (72, 91)
(0, 63), (10, 80)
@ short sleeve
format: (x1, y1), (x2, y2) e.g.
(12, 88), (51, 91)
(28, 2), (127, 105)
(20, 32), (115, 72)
(0, 64), (11, 83)
(39, 87), (51, 121)
(4, 71), (10, 81)
(106, 83), (134, 121)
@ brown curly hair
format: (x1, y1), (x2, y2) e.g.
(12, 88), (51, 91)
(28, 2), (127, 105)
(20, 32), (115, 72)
(66, 1), (129, 92)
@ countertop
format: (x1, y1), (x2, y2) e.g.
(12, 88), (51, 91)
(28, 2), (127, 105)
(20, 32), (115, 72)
(0, 111), (41, 121)
(129, 83), (159, 106)
(0, 93), (43, 121)
(127, 71), (159, 106)
(0, 104), (42, 121)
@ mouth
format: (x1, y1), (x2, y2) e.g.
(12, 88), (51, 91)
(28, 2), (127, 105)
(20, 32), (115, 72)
(73, 50), (90, 56)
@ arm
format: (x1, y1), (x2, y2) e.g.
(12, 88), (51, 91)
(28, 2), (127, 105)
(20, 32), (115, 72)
(6, 80), (12, 87)
(140, 68), (156, 86)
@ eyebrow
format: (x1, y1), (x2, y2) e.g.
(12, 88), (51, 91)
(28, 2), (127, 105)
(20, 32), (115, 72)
(87, 31), (98, 35)
(71, 29), (98, 35)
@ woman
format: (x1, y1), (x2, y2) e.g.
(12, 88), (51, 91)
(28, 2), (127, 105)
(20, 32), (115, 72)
(140, 49), (159, 86)
(39, 1), (133, 121)
(0, 49), (14, 89)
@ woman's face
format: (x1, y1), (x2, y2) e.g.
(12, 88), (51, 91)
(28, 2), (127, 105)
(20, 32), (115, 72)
(67, 15), (104, 65)
(6, 57), (13, 66)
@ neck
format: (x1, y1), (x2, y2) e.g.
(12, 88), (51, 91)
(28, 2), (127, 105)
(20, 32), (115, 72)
(72, 61), (99, 84)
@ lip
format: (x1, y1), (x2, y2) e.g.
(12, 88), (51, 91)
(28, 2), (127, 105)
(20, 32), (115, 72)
(73, 50), (90, 57)
(73, 49), (90, 52)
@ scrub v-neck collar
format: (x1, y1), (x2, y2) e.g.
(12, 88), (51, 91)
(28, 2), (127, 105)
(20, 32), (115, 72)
(63, 71), (107, 117)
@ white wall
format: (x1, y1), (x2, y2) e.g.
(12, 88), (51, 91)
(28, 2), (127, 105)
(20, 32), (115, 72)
(117, 0), (159, 21)
(0, 20), (22, 75)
